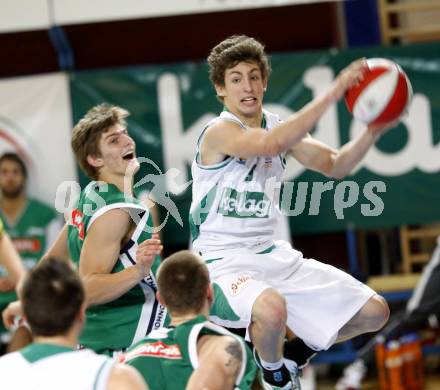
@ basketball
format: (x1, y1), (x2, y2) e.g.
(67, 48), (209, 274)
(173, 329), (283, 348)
(344, 58), (412, 126)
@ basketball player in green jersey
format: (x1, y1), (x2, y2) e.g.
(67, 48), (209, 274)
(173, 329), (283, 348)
(3, 104), (164, 356)
(190, 35), (396, 389)
(0, 257), (148, 390)
(120, 250), (257, 389)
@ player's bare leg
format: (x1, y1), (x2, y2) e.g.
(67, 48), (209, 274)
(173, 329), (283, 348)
(250, 289), (299, 389)
(336, 295), (389, 342)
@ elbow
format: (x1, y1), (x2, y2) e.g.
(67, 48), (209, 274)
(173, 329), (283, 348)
(322, 154), (346, 179)
(81, 275), (98, 307)
(328, 170), (346, 180)
(263, 139), (284, 157)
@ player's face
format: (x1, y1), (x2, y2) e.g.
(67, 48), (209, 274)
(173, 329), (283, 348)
(0, 160), (26, 198)
(216, 61), (267, 120)
(95, 123), (139, 178)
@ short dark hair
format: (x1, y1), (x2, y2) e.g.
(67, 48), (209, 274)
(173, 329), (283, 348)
(157, 251), (209, 315)
(22, 257), (85, 337)
(0, 152), (27, 178)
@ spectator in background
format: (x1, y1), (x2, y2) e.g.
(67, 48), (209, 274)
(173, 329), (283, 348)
(0, 152), (62, 352)
(0, 217), (26, 352)
(0, 152), (62, 270)
(0, 257), (148, 390)
(336, 236), (440, 390)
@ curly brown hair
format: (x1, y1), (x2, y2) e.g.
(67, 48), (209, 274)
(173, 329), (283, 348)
(207, 35), (271, 90)
(71, 103), (129, 179)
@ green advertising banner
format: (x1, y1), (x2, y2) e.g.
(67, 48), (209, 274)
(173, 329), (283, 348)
(70, 42), (440, 245)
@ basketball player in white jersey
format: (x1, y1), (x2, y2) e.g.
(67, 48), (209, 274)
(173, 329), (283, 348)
(190, 35), (394, 389)
(0, 257), (148, 390)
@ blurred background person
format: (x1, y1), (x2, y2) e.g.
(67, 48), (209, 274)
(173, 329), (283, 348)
(336, 237), (440, 390)
(0, 152), (62, 353)
(0, 217), (26, 353)
(0, 152), (62, 270)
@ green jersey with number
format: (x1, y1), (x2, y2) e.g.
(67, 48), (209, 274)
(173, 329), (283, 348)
(121, 315), (257, 389)
(67, 181), (166, 354)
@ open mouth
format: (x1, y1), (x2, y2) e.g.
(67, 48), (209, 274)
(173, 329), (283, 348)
(241, 97), (257, 103)
(122, 152), (135, 160)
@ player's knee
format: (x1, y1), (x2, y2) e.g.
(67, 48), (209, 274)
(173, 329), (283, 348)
(253, 289), (287, 332)
(374, 295), (390, 329)
(364, 295), (390, 331)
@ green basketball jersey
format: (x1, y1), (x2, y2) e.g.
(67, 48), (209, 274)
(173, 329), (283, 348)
(0, 218), (14, 334)
(122, 315), (257, 389)
(67, 181), (166, 353)
(0, 198), (60, 270)
(0, 202), (60, 335)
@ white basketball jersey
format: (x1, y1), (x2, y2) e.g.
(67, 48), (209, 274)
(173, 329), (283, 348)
(190, 109), (286, 256)
(0, 345), (114, 390)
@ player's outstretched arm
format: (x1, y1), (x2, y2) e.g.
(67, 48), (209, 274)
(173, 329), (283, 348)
(201, 59), (367, 165)
(0, 230), (25, 289)
(41, 223), (70, 263)
(289, 119), (398, 179)
(186, 335), (244, 390)
(79, 209), (161, 306)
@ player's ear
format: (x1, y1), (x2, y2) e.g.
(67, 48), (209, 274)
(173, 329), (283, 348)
(86, 154), (103, 168)
(207, 284), (214, 305)
(77, 303), (87, 326)
(215, 83), (226, 98)
(156, 291), (166, 306)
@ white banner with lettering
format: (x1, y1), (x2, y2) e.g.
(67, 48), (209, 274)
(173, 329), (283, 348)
(0, 73), (77, 205)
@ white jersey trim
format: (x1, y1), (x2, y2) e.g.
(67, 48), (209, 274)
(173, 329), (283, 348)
(87, 202), (149, 233)
(187, 320), (247, 387)
(94, 358), (115, 390)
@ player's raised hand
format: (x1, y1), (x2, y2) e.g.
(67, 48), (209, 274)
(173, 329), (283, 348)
(329, 58), (367, 102)
(2, 300), (23, 329)
(368, 119), (400, 139)
(135, 233), (163, 278)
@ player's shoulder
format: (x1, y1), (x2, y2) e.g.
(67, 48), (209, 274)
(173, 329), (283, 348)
(204, 118), (245, 147)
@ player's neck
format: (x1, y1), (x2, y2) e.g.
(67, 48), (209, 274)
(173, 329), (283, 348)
(170, 313), (198, 327)
(170, 306), (209, 326)
(33, 334), (77, 349)
(0, 194), (27, 222)
(97, 173), (134, 196)
(226, 107), (263, 128)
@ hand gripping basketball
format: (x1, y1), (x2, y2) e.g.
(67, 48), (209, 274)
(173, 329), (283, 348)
(345, 58), (413, 126)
